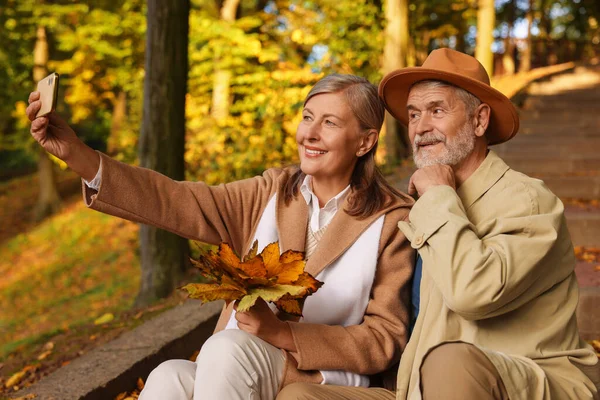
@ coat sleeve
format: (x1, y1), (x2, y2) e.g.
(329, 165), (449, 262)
(83, 151), (283, 254)
(286, 210), (414, 375)
(398, 182), (574, 321)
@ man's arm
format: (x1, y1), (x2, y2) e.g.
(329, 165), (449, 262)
(399, 183), (573, 321)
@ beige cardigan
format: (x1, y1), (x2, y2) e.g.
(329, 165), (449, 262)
(397, 151), (600, 399)
(83, 152), (415, 390)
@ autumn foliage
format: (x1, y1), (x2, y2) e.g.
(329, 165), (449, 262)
(181, 242), (322, 316)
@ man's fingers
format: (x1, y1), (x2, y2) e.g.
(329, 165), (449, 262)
(26, 100), (41, 121)
(28, 91), (40, 104)
(407, 175), (416, 196)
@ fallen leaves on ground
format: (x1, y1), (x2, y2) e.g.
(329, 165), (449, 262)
(574, 246), (600, 265)
(563, 198), (600, 210)
(590, 340), (600, 358)
(181, 241), (322, 316)
(114, 377), (144, 400)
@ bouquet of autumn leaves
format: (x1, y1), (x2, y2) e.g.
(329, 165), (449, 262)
(181, 241), (323, 316)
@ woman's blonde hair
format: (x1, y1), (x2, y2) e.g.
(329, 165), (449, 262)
(283, 74), (403, 218)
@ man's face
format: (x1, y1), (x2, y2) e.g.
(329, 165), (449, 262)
(406, 84), (477, 169)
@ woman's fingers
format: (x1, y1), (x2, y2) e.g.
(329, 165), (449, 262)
(26, 100), (41, 121)
(30, 117), (49, 140)
(28, 91), (40, 104)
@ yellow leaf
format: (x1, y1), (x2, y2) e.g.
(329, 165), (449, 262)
(243, 240), (258, 261)
(275, 298), (303, 316)
(94, 313), (115, 325)
(238, 255), (267, 279)
(136, 377), (145, 391)
(261, 242), (281, 275)
(181, 282), (245, 302)
(5, 370), (26, 388)
(237, 284), (306, 312)
(37, 350), (52, 360)
(271, 260), (305, 284)
(294, 272), (324, 294)
(280, 249), (304, 263)
(114, 392), (128, 400)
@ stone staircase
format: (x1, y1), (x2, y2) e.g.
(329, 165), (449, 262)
(494, 66), (600, 340)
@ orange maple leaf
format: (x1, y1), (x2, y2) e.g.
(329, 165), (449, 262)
(181, 241), (323, 316)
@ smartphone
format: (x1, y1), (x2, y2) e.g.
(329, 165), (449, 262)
(35, 72), (59, 118)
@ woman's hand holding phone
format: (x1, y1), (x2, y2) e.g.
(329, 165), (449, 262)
(26, 91), (100, 182)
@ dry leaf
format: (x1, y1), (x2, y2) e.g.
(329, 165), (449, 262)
(37, 350), (52, 361)
(136, 377), (145, 391)
(94, 313), (114, 325)
(114, 392), (128, 400)
(5, 370), (26, 388)
(181, 241), (323, 315)
(10, 394), (36, 400)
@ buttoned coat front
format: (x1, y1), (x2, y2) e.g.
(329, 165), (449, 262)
(83, 152), (415, 391)
(397, 150), (600, 399)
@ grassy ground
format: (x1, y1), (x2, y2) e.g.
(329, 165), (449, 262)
(0, 171), (194, 398)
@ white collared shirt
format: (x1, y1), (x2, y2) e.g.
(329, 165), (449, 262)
(299, 175), (350, 232)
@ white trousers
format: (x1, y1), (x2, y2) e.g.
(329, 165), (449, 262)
(139, 329), (287, 400)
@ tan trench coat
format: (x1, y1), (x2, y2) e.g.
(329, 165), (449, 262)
(83, 152), (416, 390)
(397, 150), (600, 399)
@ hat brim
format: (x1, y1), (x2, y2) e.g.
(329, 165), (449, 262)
(379, 68), (520, 145)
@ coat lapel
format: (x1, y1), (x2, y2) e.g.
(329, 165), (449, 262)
(276, 187), (309, 254)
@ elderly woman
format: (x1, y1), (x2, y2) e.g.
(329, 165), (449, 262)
(26, 74), (415, 399)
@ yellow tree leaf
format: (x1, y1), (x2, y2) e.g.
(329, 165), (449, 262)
(243, 240), (258, 261)
(261, 242), (281, 275)
(275, 297), (303, 316)
(238, 255), (267, 278)
(237, 284), (306, 312)
(181, 282), (246, 302)
(218, 243), (241, 268)
(280, 249), (304, 263)
(94, 312), (114, 325)
(294, 272), (324, 294)
(271, 260), (305, 284)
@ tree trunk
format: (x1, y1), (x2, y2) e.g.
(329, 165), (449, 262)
(33, 25), (62, 222)
(475, 0), (496, 76)
(519, 0), (534, 72)
(211, 0), (240, 122)
(137, 0), (190, 307)
(502, 0), (516, 75)
(383, 0), (410, 165)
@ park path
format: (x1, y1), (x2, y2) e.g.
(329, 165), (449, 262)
(495, 65), (600, 340)
(391, 65), (600, 340)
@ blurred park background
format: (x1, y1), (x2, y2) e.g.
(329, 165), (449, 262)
(1, 0), (600, 395)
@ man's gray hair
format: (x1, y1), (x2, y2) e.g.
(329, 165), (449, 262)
(411, 80), (482, 117)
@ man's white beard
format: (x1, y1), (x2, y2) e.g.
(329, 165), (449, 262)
(413, 122), (476, 169)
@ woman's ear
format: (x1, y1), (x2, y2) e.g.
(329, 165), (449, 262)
(474, 103), (491, 138)
(356, 129), (379, 157)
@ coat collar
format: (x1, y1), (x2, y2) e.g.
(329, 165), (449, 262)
(457, 150), (510, 210)
(276, 184), (413, 278)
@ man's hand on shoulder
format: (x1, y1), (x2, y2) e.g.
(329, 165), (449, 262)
(408, 165), (456, 197)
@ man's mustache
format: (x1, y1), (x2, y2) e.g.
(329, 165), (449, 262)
(414, 133), (446, 147)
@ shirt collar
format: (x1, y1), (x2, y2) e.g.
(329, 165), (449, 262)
(300, 175), (351, 210)
(456, 150), (511, 209)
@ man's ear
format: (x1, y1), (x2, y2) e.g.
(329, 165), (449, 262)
(357, 129), (379, 156)
(474, 103), (491, 138)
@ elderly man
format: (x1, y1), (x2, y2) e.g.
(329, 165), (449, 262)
(276, 49), (600, 399)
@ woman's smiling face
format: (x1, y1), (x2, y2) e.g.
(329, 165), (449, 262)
(296, 92), (364, 188)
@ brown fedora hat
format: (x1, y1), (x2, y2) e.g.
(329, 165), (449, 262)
(378, 48), (519, 145)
